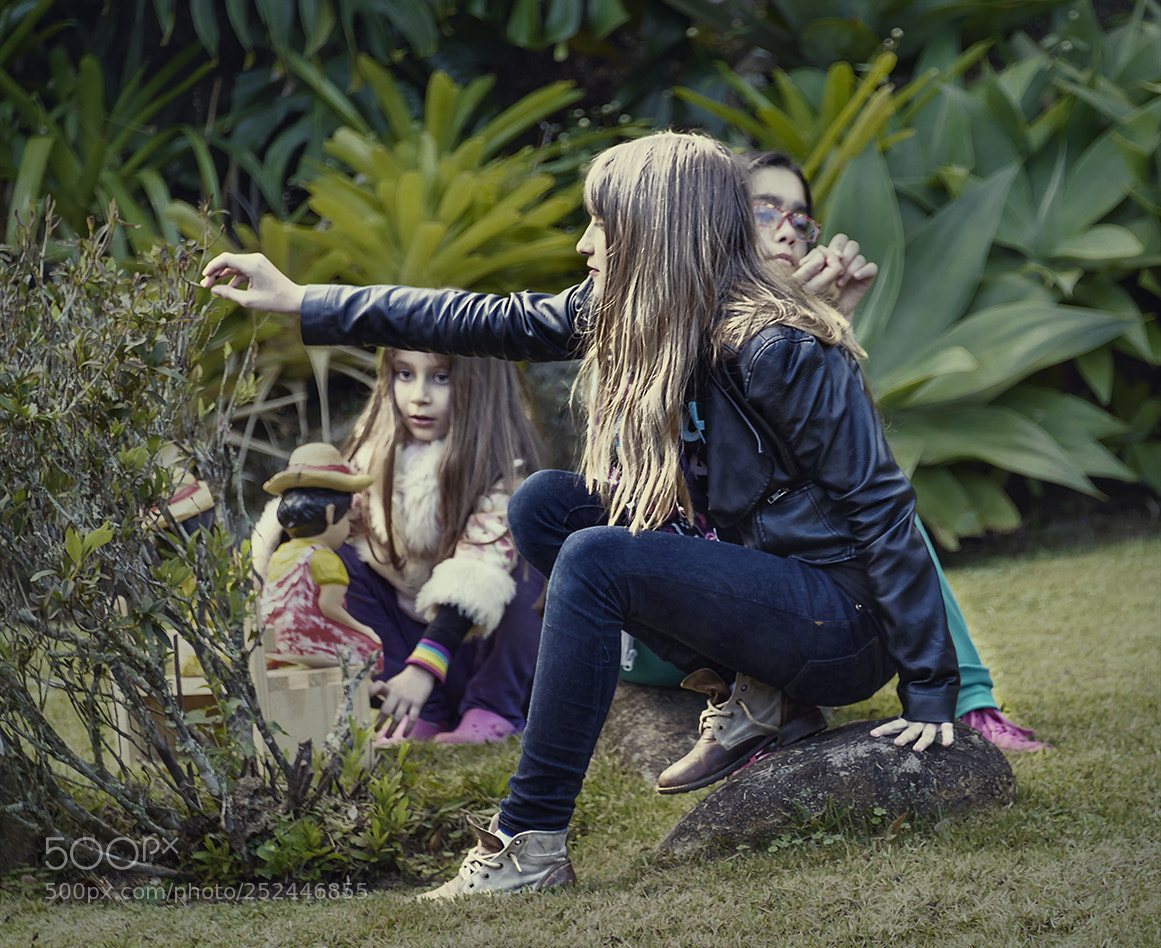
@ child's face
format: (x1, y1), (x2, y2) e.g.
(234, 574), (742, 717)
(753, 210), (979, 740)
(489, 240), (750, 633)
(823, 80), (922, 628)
(749, 165), (812, 269)
(576, 216), (607, 297)
(392, 350), (452, 443)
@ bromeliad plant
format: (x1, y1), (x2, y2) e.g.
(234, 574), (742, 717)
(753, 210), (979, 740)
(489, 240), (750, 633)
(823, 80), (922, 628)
(674, 44), (992, 209)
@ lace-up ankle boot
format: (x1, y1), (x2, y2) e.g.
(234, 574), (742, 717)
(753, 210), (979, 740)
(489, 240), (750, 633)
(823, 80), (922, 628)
(655, 669), (827, 794)
(418, 817), (576, 899)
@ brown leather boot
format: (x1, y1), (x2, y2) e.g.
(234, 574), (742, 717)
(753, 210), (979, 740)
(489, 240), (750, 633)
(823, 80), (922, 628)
(655, 670), (827, 794)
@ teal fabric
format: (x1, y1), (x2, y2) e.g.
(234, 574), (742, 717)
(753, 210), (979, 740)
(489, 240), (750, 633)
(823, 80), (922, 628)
(915, 519), (996, 718)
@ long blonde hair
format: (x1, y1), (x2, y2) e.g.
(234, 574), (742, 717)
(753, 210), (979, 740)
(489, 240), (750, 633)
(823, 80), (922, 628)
(576, 131), (862, 533)
(344, 351), (544, 569)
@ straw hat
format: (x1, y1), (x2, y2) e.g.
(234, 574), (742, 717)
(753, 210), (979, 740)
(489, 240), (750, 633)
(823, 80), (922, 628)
(144, 469), (215, 530)
(263, 442), (374, 495)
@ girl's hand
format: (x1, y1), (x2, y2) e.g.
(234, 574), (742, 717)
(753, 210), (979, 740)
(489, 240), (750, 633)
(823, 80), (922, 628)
(870, 717), (955, 752)
(200, 252), (306, 314)
(375, 665), (436, 736)
(795, 234), (878, 316)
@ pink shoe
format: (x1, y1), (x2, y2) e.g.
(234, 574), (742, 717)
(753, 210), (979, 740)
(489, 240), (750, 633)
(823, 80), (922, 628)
(432, 708), (517, 745)
(960, 707), (1050, 753)
(373, 714), (445, 747)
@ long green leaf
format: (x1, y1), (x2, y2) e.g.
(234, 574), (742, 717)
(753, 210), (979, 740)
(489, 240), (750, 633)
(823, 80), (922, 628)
(875, 346), (978, 405)
(900, 303), (1136, 407)
(474, 81), (581, 160)
(870, 164), (1018, 375)
(671, 87), (776, 147)
(6, 136), (53, 242)
(399, 221), (449, 285)
(423, 71), (459, 153)
(1053, 224), (1145, 262)
(998, 385), (1135, 481)
(190, 0), (220, 57)
(137, 168), (180, 244)
(447, 76), (497, 151)
(956, 469), (1022, 535)
(910, 466), (981, 548)
(0, 0), (54, 66)
(893, 404), (1097, 495)
(824, 146), (904, 353)
(356, 55), (416, 142)
(1060, 127), (1139, 233)
(283, 51), (371, 135)
(76, 56), (106, 168)
(803, 52), (896, 181)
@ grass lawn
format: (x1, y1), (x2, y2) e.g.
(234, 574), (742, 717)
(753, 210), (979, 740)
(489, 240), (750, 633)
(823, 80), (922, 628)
(2, 530), (1159, 947)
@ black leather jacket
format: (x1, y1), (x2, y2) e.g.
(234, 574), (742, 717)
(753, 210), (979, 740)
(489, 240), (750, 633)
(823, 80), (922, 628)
(301, 280), (958, 722)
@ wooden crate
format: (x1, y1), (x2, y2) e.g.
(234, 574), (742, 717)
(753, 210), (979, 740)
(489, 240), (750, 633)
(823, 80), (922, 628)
(263, 665), (372, 759)
(115, 643), (372, 767)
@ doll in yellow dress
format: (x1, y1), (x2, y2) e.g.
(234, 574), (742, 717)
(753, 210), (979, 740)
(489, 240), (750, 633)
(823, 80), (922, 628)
(259, 443), (381, 669)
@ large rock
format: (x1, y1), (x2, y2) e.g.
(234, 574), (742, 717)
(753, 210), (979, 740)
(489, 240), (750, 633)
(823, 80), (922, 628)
(657, 717), (1016, 857)
(600, 680), (707, 784)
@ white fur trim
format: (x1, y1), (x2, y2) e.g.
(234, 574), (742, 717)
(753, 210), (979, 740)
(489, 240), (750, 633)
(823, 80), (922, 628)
(361, 440), (444, 559)
(393, 441), (444, 555)
(414, 557), (517, 637)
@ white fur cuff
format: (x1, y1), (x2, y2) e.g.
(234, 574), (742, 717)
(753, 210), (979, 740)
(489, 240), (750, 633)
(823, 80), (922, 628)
(414, 557), (517, 637)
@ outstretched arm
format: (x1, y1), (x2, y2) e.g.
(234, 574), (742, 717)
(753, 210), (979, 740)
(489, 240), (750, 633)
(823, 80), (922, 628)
(201, 252), (306, 314)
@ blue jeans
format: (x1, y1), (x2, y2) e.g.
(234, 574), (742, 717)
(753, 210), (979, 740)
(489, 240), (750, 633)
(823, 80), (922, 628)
(498, 470), (893, 833)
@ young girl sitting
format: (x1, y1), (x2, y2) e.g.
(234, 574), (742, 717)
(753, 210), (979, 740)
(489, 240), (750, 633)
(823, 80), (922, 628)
(254, 349), (545, 745)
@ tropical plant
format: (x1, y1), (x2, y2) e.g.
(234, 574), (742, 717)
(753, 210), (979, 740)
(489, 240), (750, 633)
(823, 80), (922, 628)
(0, 1), (219, 255)
(820, 1), (1160, 546)
(171, 60), (625, 460)
(674, 44), (991, 208)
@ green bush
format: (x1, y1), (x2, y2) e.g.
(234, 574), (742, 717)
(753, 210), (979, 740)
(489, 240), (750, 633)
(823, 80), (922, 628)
(0, 208), (444, 884)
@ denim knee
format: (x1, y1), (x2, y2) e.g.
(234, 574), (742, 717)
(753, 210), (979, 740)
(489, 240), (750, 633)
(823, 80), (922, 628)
(551, 526), (633, 608)
(509, 470), (603, 577)
(508, 470), (556, 545)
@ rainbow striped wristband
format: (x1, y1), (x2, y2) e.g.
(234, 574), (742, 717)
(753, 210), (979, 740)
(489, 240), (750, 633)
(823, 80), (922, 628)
(405, 638), (451, 683)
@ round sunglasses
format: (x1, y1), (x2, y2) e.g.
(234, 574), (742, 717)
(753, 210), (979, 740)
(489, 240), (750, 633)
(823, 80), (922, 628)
(752, 201), (821, 245)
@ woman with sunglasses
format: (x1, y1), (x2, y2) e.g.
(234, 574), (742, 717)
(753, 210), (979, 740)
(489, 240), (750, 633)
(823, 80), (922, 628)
(202, 131), (959, 896)
(729, 149), (1046, 754)
(746, 150), (878, 316)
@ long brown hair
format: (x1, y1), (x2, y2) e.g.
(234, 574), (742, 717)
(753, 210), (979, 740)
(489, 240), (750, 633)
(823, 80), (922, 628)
(344, 350), (544, 569)
(576, 131), (862, 533)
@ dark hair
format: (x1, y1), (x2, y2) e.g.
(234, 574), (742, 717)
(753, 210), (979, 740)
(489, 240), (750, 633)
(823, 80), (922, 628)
(276, 487), (352, 538)
(740, 151), (813, 216)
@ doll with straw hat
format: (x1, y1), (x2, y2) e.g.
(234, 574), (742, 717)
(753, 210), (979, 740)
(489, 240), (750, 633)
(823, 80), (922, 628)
(258, 443), (383, 669)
